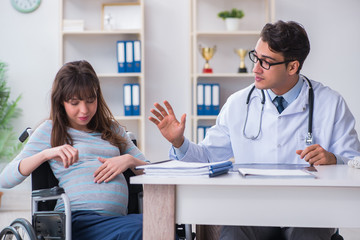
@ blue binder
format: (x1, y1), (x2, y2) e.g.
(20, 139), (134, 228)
(204, 84), (212, 115)
(197, 126), (205, 143)
(125, 41), (134, 72)
(116, 41), (126, 73)
(204, 126), (211, 136)
(132, 83), (140, 116)
(133, 40), (141, 73)
(123, 84), (132, 116)
(197, 84), (205, 115)
(211, 83), (220, 115)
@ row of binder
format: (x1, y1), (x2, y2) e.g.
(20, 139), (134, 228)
(123, 83), (140, 116)
(117, 40), (141, 73)
(197, 83), (220, 115)
(197, 125), (212, 143)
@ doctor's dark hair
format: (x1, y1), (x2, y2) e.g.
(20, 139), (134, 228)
(260, 20), (310, 73)
(50, 60), (127, 153)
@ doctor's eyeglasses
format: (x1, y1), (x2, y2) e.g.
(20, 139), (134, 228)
(249, 50), (293, 70)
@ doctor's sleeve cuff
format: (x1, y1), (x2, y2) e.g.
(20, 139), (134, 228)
(334, 153), (345, 165)
(169, 138), (190, 160)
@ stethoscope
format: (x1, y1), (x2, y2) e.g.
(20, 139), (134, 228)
(243, 75), (314, 145)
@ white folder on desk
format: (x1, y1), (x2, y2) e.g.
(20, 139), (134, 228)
(238, 168), (315, 178)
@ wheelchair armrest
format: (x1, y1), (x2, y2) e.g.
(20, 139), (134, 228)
(32, 186), (72, 240)
(32, 186), (65, 198)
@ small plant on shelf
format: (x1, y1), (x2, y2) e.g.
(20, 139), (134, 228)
(218, 8), (245, 31)
(218, 8), (245, 20)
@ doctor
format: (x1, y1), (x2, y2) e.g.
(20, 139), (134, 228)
(149, 21), (360, 239)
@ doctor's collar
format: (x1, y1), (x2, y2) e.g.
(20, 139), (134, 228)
(267, 78), (304, 104)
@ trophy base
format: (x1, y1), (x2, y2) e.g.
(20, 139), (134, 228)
(238, 68), (247, 73)
(203, 68), (213, 73)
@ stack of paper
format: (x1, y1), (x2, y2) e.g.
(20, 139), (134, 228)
(135, 160), (233, 177)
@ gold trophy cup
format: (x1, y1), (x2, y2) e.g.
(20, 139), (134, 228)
(199, 45), (216, 73)
(235, 48), (248, 73)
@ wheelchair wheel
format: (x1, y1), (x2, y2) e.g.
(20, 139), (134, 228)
(0, 226), (21, 240)
(10, 218), (36, 240)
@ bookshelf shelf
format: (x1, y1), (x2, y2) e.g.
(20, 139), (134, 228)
(60, 0), (145, 151)
(190, 0), (274, 142)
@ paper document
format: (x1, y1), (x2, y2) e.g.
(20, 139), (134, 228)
(136, 160), (233, 177)
(238, 168), (315, 178)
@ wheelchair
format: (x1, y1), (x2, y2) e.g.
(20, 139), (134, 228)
(0, 129), (194, 240)
(0, 129), (144, 240)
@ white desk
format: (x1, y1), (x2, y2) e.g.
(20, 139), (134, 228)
(131, 165), (360, 240)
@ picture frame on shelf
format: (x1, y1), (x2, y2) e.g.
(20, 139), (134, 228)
(101, 3), (141, 31)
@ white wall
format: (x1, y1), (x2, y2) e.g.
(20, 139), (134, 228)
(143, 0), (191, 160)
(275, 0), (360, 131)
(0, 0), (59, 132)
(0, 0), (359, 161)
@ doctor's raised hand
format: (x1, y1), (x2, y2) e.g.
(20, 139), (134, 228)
(149, 100), (186, 148)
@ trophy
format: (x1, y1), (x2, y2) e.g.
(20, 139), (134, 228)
(199, 45), (216, 73)
(234, 48), (248, 73)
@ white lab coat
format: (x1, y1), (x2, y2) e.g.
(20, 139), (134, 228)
(172, 77), (360, 164)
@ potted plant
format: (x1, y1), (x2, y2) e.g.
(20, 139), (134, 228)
(218, 8), (245, 31)
(0, 61), (22, 207)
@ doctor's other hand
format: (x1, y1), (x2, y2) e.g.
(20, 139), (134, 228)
(296, 144), (337, 165)
(149, 100), (186, 148)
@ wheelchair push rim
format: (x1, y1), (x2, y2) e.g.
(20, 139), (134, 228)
(0, 218), (37, 240)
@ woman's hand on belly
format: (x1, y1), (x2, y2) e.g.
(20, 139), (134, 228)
(93, 154), (134, 183)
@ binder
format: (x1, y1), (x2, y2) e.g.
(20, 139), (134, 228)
(197, 126), (205, 143)
(116, 41), (126, 73)
(204, 126), (211, 136)
(125, 41), (134, 72)
(204, 84), (212, 115)
(133, 40), (141, 73)
(123, 84), (132, 116)
(197, 84), (204, 115)
(211, 83), (220, 115)
(132, 83), (140, 116)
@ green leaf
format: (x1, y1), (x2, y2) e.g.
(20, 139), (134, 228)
(0, 61), (23, 162)
(218, 8), (244, 20)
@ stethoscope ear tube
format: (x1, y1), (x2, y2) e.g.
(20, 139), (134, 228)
(243, 76), (314, 145)
(243, 85), (265, 140)
(303, 75), (314, 145)
(246, 86), (256, 104)
(246, 85), (265, 105)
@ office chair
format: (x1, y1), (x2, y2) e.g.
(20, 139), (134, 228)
(0, 129), (144, 240)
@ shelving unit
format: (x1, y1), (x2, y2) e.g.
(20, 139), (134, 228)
(190, 0), (275, 143)
(59, 0), (145, 151)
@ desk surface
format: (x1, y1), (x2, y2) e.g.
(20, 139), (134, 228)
(133, 164), (360, 239)
(131, 165), (360, 187)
